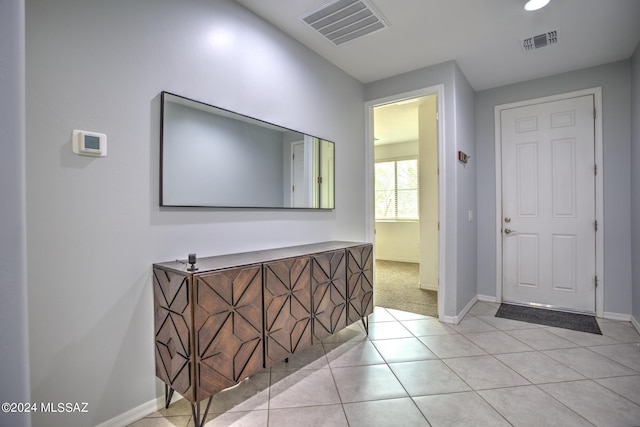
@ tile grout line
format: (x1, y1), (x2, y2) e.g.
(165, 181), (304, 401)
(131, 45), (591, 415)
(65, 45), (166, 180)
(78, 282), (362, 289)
(435, 311), (596, 426)
(321, 335), (352, 427)
(136, 302), (640, 426)
(464, 310), (640, 426)
(385, 307), (518, 426)
(592, 374), (640, 407)
(453, 316), (595, 426)
(379, 308), (514, 426)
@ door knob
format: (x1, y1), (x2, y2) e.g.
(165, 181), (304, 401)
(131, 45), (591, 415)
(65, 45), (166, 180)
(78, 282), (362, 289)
(504, 228), (517, 235)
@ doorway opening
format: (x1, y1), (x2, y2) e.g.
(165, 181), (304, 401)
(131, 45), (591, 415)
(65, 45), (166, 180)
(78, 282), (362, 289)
(371, 94), (439, 317)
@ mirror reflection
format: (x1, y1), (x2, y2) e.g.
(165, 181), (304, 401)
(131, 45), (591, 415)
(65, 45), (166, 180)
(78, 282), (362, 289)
(160, 92), (335, 209)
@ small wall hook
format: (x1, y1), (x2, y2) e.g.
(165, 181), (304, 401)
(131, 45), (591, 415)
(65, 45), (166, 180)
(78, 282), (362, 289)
(458, 151), (470, 164)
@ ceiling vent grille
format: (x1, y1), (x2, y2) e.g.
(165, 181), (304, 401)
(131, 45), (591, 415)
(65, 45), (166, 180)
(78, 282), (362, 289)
(521, 30), (558, 52)
(300, 0), (389, 46)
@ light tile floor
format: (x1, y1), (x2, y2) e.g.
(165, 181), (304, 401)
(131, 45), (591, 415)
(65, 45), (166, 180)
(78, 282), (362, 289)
(131, 302), (640, 427)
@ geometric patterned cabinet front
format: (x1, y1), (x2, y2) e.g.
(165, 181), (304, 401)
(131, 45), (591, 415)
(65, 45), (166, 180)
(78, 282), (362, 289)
(153, 241), (372, 427)
(193, 265), (263, 402)
(346, 244), (374, 324)
(263, 257), (312, 368)
(153, 269), (194, 402)
(311, 250), (347, 342)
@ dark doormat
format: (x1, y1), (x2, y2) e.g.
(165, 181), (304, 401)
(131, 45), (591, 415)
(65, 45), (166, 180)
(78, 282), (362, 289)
(495, 303), (602, 335)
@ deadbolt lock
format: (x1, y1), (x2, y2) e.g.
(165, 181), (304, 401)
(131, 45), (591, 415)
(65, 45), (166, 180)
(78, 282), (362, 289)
(504, 217), (511, 223)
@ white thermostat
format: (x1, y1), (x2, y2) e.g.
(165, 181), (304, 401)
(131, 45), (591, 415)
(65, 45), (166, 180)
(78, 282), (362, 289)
(72, 130), (107, 156)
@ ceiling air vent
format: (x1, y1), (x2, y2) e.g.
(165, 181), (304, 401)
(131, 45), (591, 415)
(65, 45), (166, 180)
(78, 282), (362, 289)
(301, 0), (389, 46)
(521, 30), (558, 52)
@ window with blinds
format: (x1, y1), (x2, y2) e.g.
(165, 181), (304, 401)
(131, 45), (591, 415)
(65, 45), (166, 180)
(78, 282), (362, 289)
(375, 158), (419, 220)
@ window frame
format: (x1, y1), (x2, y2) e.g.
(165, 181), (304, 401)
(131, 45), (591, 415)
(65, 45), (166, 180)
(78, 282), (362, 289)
(374, 156), (419, 222)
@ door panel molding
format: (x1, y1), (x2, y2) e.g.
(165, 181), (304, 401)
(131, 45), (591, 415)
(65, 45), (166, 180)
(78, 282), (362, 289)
(494, 87), (603, 316)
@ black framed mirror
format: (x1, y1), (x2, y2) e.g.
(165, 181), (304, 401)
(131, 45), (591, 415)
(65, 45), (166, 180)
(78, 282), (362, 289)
(160, 92), (335, 209)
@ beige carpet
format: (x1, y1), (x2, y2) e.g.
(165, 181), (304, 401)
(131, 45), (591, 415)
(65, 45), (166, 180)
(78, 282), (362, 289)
(374, 260), (438, 318)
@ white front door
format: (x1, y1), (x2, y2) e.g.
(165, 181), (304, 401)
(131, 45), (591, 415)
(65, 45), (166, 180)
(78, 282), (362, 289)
(501, 95), (596, 313)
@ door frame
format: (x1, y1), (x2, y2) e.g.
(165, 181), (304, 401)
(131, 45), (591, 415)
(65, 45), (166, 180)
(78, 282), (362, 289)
(494, 87), (604, 317)
(365, 84), (446, 321)
(290, 140), (304, 207)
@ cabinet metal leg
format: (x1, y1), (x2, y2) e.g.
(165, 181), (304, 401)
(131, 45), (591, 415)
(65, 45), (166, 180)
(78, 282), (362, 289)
(164, 386), (213, 427)
(191, 396), (214, 427)
(361, 316), (369, 334)
(164, 384), (175, 409)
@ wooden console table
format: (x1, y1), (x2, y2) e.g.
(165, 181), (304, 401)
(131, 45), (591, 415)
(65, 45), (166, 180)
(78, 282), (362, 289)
(152, 241), (373, 427)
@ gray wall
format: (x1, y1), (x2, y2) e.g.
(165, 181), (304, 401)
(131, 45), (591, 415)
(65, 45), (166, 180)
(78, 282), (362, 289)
(453, 63), (477, 314)
(365, 60), (478, 318)
(0, 1), (31, 426)
(632, 43), (640, 323)
(475, 61), (633, 315)
(26, 0), (365, 425)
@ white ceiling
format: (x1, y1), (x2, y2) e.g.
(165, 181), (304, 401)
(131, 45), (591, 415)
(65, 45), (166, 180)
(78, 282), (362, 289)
(234, 0), (640, 91)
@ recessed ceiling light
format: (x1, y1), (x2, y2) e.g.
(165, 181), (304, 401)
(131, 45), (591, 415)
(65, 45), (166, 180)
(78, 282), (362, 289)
(524, 0), (550, 11)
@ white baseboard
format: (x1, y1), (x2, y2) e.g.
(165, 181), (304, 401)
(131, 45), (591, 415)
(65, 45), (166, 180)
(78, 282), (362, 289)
(94, 392), (183, 427)
(631, 315), (640, 334)
(603, 312), (632, 322)
(441, 295), (478, 325)
(458, 295), (479, 321)
(477, 294), (498, 303)
(419, 283), (438, 291)
(440, 315), (456, 324)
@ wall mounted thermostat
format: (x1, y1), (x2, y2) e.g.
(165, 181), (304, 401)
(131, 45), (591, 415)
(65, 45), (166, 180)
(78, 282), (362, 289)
(72, 130), (107, 157)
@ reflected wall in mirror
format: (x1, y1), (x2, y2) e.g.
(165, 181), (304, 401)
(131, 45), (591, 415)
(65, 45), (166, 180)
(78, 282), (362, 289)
(160, 92), (335, 209)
